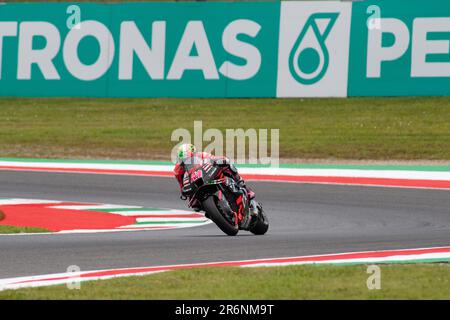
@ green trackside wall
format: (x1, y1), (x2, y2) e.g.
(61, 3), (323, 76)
(0, 2), (280, 97)
(349, 0), (450, 97)
(0, 1), (448, 97)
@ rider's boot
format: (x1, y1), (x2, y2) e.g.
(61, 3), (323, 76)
(236, 179), (255, 199)
(249, 199), (259, 217)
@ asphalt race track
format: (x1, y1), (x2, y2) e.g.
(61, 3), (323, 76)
(0, 170), (449, 278)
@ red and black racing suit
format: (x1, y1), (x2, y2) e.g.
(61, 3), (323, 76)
(174, 152), (255, 213)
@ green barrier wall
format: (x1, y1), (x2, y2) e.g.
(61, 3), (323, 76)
(349, 0), (450, 96)
(0, 1), (448, 97)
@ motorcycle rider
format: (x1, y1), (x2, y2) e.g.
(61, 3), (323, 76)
(174, 143), (258, 222)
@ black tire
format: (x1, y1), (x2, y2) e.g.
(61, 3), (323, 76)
(202, 196), (239, 236)
(250, 209), (269, 235)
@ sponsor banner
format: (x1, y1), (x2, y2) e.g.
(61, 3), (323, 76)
(0, 1), (448, 97)
(276, 1), (352, 97)
(0, 2), (279, 97)
(349, 0), (450, 96)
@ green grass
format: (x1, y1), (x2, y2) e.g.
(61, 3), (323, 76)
(0, 97), (449, 160)
(0, 225), (50, 234)
(1, 264), (449, 299)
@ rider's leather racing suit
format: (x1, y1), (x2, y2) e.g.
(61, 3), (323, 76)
(174, 152), (256, 216)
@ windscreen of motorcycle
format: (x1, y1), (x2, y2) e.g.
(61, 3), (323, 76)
(183, 155), (209, 172)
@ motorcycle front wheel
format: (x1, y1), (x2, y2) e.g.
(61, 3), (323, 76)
(202, 196), (239, 236)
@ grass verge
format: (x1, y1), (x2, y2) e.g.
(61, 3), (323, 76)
(0, 225), (50, 234)
(0, 97), (449, 161)
(1, 264), (449, 299)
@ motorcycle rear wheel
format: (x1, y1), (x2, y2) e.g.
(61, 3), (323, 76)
(202, 196), (239, 236)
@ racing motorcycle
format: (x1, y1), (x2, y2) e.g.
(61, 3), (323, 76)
(180, 157), (269, 236)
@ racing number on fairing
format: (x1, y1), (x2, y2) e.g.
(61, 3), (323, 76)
(191, 169), (203, 181)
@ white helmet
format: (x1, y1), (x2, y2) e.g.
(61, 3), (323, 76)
(176, 143), (196, 163)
